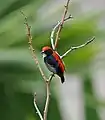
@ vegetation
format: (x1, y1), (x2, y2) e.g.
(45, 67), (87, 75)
(0, 0), (104, 120)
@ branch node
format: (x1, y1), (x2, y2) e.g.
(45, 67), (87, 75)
(46, 80), (49, 83)
(34, 92), (37, 97)
(69, 14), (73, 18)
(64, 5), (67, 8)
(28, 41), (31, 44)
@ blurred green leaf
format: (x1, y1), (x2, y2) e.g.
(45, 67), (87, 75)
(83, 75), (100, 120)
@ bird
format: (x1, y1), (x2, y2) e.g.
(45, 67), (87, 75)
(41, 46), (65, 83)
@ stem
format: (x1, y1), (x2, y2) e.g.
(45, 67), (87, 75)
(34, 93), (43, 120)
(51, 15), (73, 50)
(43, 74), (54, 120)
(51, 21), (60, 50)
(54, 0), (70, 49)
(21, 11), (47, 82)
(61, 36), (95, 59)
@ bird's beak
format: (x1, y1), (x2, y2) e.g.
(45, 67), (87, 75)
(41, 51), (44, 54)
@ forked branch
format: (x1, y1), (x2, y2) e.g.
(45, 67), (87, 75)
(21, 11), (47, 82)
(51, 15), (73, 50)
(54, 0), (71, 49)
(22, 0), (95, 119)
(21, 11), (54, 120)
(44, 74), (54, 120)
(34, 93), (43, 120)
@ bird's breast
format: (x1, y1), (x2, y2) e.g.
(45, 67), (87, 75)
(44, 55), (58, 73)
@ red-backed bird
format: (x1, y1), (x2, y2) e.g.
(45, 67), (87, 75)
(41, 46), (65, 83)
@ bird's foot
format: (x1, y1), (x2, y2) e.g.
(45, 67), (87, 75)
(51, 73), (55, 77)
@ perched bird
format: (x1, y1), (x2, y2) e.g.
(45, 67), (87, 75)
(41, 46), (65, 83)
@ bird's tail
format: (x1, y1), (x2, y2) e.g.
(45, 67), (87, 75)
(60, 75), (65, 83)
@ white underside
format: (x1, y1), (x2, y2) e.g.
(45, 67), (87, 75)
(42, 53), (47, 58)
(46, 62), (56, 74)
(42, 53), (57, 73)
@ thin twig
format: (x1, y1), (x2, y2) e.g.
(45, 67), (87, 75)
(21, 11), (47, 82)
(51, 21), (60, 50)
(34, 93), (43, 120)
(54, 0), (70, 49)
(43, 74), (54, 120)
(51, 15), (73, 50)
(61, 36), (95, 59)
(21, 11), (55, 120)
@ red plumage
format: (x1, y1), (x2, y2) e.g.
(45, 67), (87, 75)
(41, 46), (65, 83)
(52, 51), (65, 73)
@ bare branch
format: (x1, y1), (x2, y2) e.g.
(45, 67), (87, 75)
(34, 93), (43, 120)
(54, 0), (71, 49)
(51, 15), (73, 50)
(21, 11), (47, 82)
(61, 36), (95, 59)
(43, 74), (54, 120)
(43, 81), (50, 120)
(51, 21), (60, 50)
(21, 11), (55, 120)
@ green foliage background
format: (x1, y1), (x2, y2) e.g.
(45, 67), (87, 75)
(0, 0), (104, 120)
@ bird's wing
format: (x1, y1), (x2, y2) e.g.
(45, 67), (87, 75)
(52, 52), (65, 73)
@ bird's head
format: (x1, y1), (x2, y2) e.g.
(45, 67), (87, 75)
(41, 46), (53, 57)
